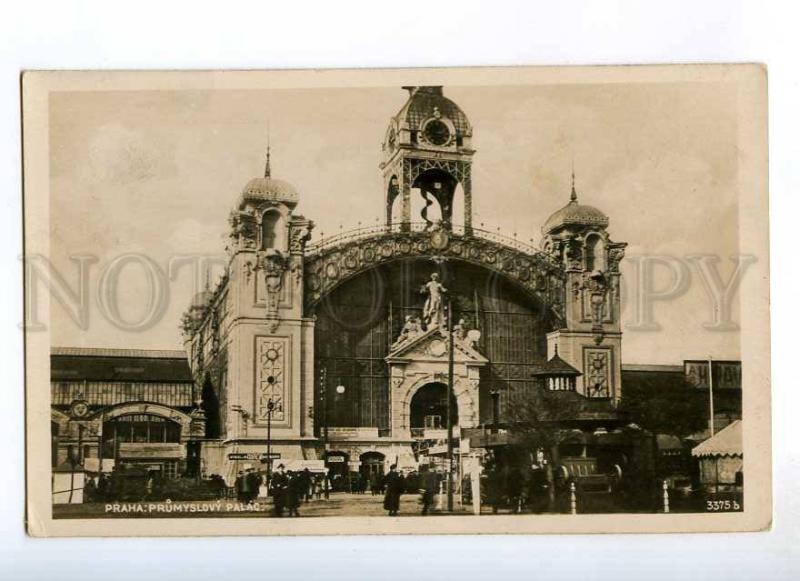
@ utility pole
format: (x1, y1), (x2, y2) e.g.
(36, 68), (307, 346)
(446, 296), (455, 513)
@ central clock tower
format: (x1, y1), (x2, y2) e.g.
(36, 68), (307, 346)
(380, 86), (475, 233)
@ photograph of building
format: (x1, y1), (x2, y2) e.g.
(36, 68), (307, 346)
(47, 82), (744, 518)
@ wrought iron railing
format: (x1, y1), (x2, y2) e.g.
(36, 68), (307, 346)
(306, 221), (542, 257)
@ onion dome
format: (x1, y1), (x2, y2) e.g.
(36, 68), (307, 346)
(543, 174), (609, 235)
(236, 146), (299, 209)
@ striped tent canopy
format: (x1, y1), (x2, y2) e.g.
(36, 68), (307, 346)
(691, 420), (742, 458)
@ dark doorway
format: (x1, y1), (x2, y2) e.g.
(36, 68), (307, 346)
(410, 382), (458, 429)
(359, 451), (385, 480)
(201, 376), (221, 439)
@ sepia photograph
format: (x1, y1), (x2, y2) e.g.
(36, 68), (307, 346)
(22, 65), (770, 536)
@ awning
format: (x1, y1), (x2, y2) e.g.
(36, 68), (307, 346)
(692, 420), (742, 458)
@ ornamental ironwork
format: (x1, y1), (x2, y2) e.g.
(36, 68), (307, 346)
(304, 226), (565, 320)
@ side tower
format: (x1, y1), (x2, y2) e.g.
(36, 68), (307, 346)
(380, 86), (475, 233)
(541, 174), (627, 402)
(185, 149), (315, 480)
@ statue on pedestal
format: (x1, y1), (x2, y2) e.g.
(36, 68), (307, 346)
(420, 272), (447, 329)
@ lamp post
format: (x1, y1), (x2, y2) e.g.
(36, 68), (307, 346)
(335, 383), (347, 491)
(319, 366), (330, 499)
(446, 295), (455, 513)
(266, 398), (275, 489)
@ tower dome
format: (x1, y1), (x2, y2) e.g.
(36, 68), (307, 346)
(543, 176), (609, 235)
(395, 86), (471, 138)
(236, 147), (299, 210)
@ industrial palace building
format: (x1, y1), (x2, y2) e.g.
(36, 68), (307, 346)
(50, 87), (741, 495)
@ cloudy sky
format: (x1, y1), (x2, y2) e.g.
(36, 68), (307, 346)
(47, 79), (747, 364)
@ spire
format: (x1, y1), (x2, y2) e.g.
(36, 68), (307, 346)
(570, 164), (577, 203)
(264, 130), (271, 178)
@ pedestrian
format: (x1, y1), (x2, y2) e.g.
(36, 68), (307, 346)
(245, 467), (263, 503)
(382, 464), (404, 516)
(301, 468), (312, 503)
(239, 466), (252, 503)
(233, 470), (244, 502)
(419, 465), (437, 516)
(97, 473), (109, 502)
(83, 473), (97, 503)
(270, 464), (289, 517)
(287, 471), (304, 517)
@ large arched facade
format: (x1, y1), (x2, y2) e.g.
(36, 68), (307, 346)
(310, 253), (559, 435)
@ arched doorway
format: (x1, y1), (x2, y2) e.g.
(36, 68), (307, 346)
(359, 451), (385, 490)
(410, 382), (458, 434)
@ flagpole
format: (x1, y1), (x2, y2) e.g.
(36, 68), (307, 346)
(708, 356), (715, 438)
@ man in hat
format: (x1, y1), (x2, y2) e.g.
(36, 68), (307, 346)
(270, 464), (289, 517)
(245, 467), (263, 504)
(382, 464), (404, 516)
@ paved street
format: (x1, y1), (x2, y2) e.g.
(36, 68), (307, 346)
(53, 492), (478, 519)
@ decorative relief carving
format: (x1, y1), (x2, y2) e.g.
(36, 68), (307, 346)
(584, 349), (612, 399)
(257, 251), (288, 318)
(256, 338), (287, 422)
(581, 270), (611, 342)
(289, 221), (313, 253)
(606, 242), (627, 273)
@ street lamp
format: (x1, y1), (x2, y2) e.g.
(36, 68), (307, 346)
(265, 398), (276, 489)
(319, 366), (330, 499)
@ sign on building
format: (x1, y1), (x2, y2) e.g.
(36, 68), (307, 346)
(684, 360), (742, 390)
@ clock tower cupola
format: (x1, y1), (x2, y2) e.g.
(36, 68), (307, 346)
(380, 86), (475, 233)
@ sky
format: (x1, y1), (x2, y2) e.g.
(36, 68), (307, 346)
(46, 80), (747, 364)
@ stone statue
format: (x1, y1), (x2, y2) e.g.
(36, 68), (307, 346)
(393, 315), (422, 348)
(420, 272), (447, 329)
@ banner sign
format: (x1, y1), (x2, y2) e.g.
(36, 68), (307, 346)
(228, 452), (281, 461)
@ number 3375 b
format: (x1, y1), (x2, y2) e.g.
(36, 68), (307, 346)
(706, 499), (741, 511)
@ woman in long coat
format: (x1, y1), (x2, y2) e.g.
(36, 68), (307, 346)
(382, 465), (404, 516)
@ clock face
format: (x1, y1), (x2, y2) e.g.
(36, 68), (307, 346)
(424, 119), (451, 146)
(70, 400), (89, 419)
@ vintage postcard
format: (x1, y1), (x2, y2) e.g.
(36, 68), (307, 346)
(23, 65), (770, 536)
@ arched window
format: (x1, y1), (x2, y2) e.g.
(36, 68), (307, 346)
(585, 234), (605, 272)
(261, 210), (283, 250)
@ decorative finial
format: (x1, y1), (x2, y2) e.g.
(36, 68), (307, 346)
(554, 344), (559, 357)
(570, 164), (577, 203)
(264, 125), (272, 178)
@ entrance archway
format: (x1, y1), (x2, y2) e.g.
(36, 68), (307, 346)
(359, 451), (385, 491)
(410, 382), (458, 432)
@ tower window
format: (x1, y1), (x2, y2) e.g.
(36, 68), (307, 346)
(261, 211), (282, 250)
(585, 234), (605, 272)
(410, 131), (418, 144)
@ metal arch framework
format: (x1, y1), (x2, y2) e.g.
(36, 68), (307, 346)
(303, 227), (566, 319)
